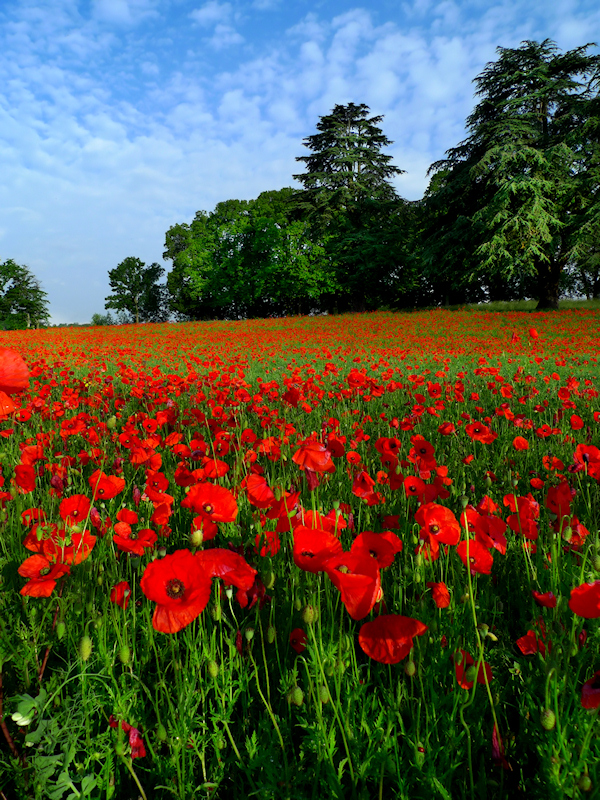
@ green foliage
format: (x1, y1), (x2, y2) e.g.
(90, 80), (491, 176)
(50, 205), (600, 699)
(0, 259), (50, 329)
(105, 257), (168, 324)
(424, 39), (600, 309)
(90, 312), (114, 326)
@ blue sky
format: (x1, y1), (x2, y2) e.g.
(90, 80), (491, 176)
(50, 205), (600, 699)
(1, 0), (599, 324)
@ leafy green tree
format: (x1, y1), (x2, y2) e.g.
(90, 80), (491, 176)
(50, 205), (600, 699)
(425, 39), (600, 309)
(293, 103), (411, 310)
(105, 257), (168, 323)
(0, 259), (50, 329)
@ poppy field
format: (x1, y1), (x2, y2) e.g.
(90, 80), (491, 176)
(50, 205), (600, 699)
(1, 309), (600, 800)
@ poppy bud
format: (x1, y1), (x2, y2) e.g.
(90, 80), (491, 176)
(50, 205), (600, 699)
(79, 635), (93, 662)
(302, 604), (317, 625)
(294, 597), (302, 611)
(207, 660), (219, 679)
(118, 645), (131, 665)
(318, 684), (330, 704)
(578, 775), (592, 793)
(288, 687), (304, 707)
(244, 627), (255, 641)
(404, 660), (416, 677)
(267, 625), (276, 644)
(107, 416), (117, 430)
(189, 529), (204, 547)
(210, 603), (221, 622)
(263, 571), (276, 589)
(56, 622), (66, 641)
(592, 555), (600, 572)
(156, 723), (168, 742)
(460, 496), (469, 509)
(540, 709), (556, 730)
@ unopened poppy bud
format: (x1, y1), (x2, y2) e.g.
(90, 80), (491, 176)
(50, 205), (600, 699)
(157, 546), (167, 558)
(267, 625), (276, 644)
(294, 597), (303, 611)
(485, 475), (492, 488)
(578, 775), (593, 793)
(404, 660), (416, 677)
(477, 623), (489, 637)
(460, 593), (469, 603)
(511, 478), (519, 488)
(189, 529), (203, 547)
(263, 571), (275, 589)
(592, 555), (600, 572)
(210, 603), (221, 622)
(225, 586), (233, 600)
(288, 687), (304, 707)
(156, 723), (168, 742)
(107, 416), (117, 430)
(244, 627), (255, 642)
(460, 495), (469, 509)
(562, 526), (573, 542)
(56, 622), (66, 641)
(79, 635), (93, 662)
(302, 604), (317, 625)
(207, 660), (219, 679)
(540, 709), (556, 731)
(318, 684), (330, 704)
(118, 645), (131, 665)
(464, 666), (477, 683)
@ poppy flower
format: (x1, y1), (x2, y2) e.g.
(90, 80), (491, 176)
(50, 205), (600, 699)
(323, 552), (381, 620)
(14, 464), (36, 493)
(121, 721), (146, 759)
(513, 436), (529, 451)
(545, 481), (573, 520)
(59, 494), (91, 526)
(254, 529), (281, 557)
(351, 531), (402, 569)
(516, 629), (547, 657)
(113, 525), (157, 556)
(581, 671), (600, 710)
(196, 548), (257, 595)
(415, 503), (461, 545)
(245, 473), (275, 509)
(456, 539), (493, 575)
(0, 349), (29, 394)
(403, 475), (426, 501)
(532, 590), (557, 609)
(180, 482), (238, 523)
(18, 554), (70, 597)
(110, 580), (131, 610)
(465, 422), (497, 444)
(89, 470), (126, 500)
(293, 526), (343, 573)
(289, 628), (308, 654)
(358, 614), (427, 664)
(292, 440), (335, 473)
(427, 581), (451, 609)
(140, 549), (212, 633)
(568, 581), (600, 618)
(453, 650), (493, 690)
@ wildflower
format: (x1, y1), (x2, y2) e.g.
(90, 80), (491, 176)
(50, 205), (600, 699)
(180, 482), (238, 523)
(456, 539), (493, 575)
(581, 671), (600, 710)
(568, 581), (600, 618)
(453, 649), (492, 689)
(18, 554), (70, 597)
(293, 526), (343, 573)
(289, 628), (308, 654)
(110, 580), (131, 610)
(427, 581), (451, 609)
(358, 614), (427, 664)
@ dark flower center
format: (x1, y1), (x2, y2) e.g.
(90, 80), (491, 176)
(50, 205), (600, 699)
(301, 550), (315, 558)
(166, 578), (185, 599)
(430, 524), (440, 534)
(203, 502), (214, 515)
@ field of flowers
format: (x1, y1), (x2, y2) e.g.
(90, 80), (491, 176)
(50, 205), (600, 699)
(1, 309), (600, 800)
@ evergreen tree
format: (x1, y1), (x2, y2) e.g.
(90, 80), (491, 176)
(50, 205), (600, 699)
(425, 40), (600, 309)
(0, 259), (50, 329)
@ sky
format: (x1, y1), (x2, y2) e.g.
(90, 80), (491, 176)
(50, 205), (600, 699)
(1, 0), (599, 324)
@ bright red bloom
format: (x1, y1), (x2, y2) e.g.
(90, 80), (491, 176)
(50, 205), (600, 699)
(516, 629), (547, 657)
(456, 539), (493, 575)
(358, 614), (427, 664)
(110, 580), (131, 610)
(180, 482), (238, 523)
(532, 590), (557, 609)
(14, 464), (36, 493)
(351, 531), (402, 569)
(415, 503), (461, 545)
(568, 581), (600, 618)
(89, 470), (126, 500)
(245, 473), (276, 509)
(293, 526), (343, 573)
(113, 525), (157, 556)
(465, 422), (497, 444)
(140, 549), (212, 633)
(292, 439), (335, 473)
(18, 554), (70, 597)
(427, 581), (451, 608)
(324, 552), (381, 620)
(453, 650), (493, 689)
(513, 436), (529, 451)
(581, 671), (600, 710)
(59, 494), (91, 526)
(121, 721), (146, 759)
(196, 548), (257, 595)
(254, 529), (281, 557)
(0, 349), (29, 394)
(289, 628), (308, 654)
(545, 481), (573, 520)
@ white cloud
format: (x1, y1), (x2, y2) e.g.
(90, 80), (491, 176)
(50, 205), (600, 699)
(189, 1), (233, 27)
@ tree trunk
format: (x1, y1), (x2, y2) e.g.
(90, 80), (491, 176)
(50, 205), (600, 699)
(535, 259), (562, 311)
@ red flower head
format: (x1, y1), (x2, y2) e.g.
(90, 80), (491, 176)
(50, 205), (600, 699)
(292, 440), (335, 474)
(545, 481), (573, 520)
(568, 581), (600, 618)
(351, 531), (402, 569)
(140, 549), (212, 633)
(59, 494), (91, 527)
(196, 548), (257, 596)
(456, 539), (493, 575)
(358, 614), (427, 664)
(180, 482), (238, 523)
(89, 470), (126, 500)
(427, 581), (451, 609)
(581, 671), (600, 710)
(0, 349), (29, 394)
(121, 721), (146, 759)
(110, 580), (131, 610)
(289, 628), (308, 654)
(415, 503), (461, 545)
(18, 555), (70, 597)
(453, 650), (493, 690)
(532, 590), (557, 609)
(293, 526), (343, 573)
(323, 552), (381, 620)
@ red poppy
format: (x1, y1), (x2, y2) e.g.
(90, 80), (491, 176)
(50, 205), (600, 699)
(110, 580), (131, 610)
(545, 481), (573, 520)
(465, 422), (497, 444)
(415, 503), (461, 545)
(89, 470), (126, 500)
(292, 440), (335, 473)
(289, 628), (308, 654)
(14, 464), (36, 493)
(254, 529), (281, 557)
(532, 590), (557, 609)
(427, 581), (451, 609)
(121, 721), (146, 759)
(245, 473), (275, 509)
(358, 614), (427, 664)
(59, 494), (91, 526)
(140, 549), (212, 633)
(581, 671), (600, 710)
(180, 482), (238, 523)
(113, 524), (157, 556)
(351, 531), (402, 569)
(529, 328), (539, 340)
(196, 548), (257, 594)
(0, 349), (29, 394)
(403, 475), (426, 501)
(18, 554), (70, 597)
(513, 436), (529, 451)
(293, 526), (343, 573)
(456, 539), (493, 575)
(568, 582), (600, 618)
(323, 552), (381, 620)
(516, 629), (547, 657)
(453, 650), (493, 689)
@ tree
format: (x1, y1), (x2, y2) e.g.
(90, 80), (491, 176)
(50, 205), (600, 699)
(292, 103), (409, 310)
(425, 40), (600, 309)
(105, 258), (168, 323)
(0, 259), (50, 329)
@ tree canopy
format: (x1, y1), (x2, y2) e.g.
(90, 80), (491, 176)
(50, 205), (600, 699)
(105, 258), (168, 323)
(0, 259), (50, 329)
